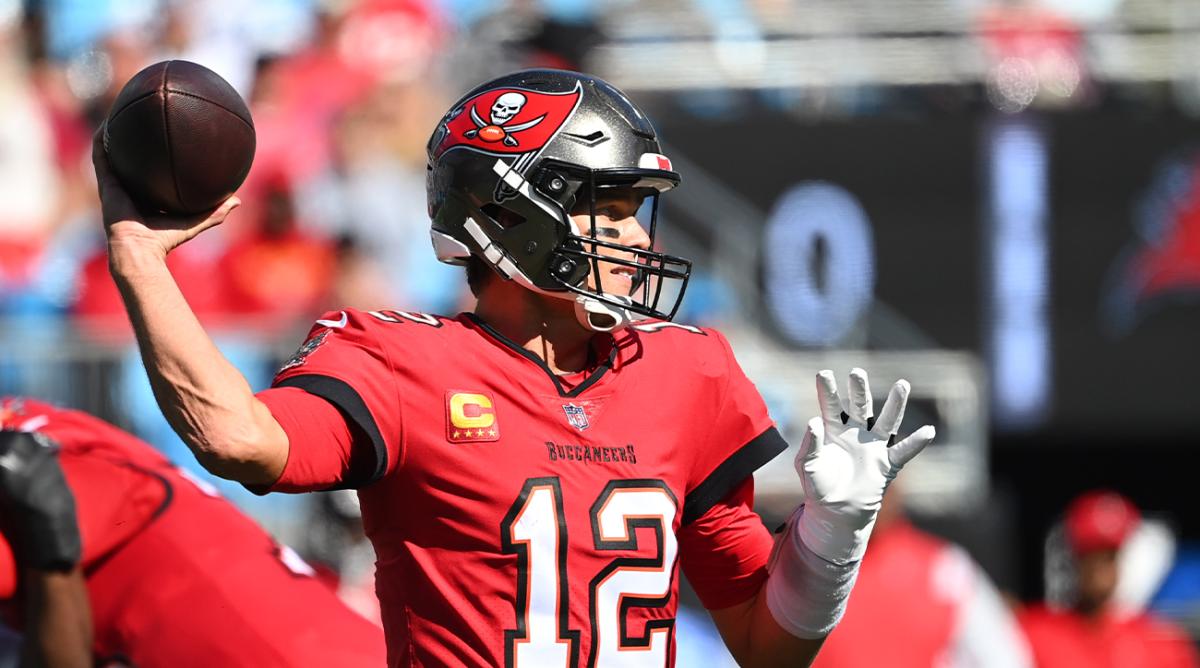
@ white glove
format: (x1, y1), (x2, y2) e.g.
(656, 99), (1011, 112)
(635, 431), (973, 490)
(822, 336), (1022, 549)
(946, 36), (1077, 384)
(795, 368), (936, 565)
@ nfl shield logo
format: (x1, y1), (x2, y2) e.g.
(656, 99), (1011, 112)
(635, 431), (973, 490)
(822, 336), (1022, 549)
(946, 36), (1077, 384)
(562, 403), (590, 431)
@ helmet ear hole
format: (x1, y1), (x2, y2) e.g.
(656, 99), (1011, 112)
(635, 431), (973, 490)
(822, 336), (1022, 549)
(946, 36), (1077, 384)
(479, 204), (526, 229)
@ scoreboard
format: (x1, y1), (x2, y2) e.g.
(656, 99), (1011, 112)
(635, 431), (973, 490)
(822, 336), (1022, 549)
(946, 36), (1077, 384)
(658, 109), (1200, 439)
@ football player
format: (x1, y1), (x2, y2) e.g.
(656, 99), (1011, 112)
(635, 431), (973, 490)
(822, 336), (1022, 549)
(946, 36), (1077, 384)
(0, 398), (385, 666)
(1019, 491), (1199, 667)
(92, 69), (935, 667)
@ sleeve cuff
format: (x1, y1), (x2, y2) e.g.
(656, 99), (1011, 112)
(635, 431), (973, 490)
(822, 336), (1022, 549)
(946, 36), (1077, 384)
(682, 427), (788, 526)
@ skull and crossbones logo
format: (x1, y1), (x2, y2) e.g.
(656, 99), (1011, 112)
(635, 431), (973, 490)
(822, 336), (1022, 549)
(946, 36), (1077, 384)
(465, 92), (546, 147)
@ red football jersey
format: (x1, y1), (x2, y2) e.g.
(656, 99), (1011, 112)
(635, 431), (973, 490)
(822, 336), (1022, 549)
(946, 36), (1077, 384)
(0, 398), (385, 667)
(811, 522), (963, 668)
(257, 309), (787, 667)
(1020, 604), (1200, 668)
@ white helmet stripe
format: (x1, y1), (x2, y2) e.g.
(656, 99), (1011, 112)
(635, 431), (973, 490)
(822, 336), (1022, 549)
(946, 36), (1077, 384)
(491, 159), (571, 226)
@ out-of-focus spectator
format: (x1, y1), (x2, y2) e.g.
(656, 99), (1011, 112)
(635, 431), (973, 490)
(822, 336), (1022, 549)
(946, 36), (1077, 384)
(0, 17), (96, 398)
(444, 0), (603, 91)
(244, 2), (424, 194)
(151, 0), (318, 97)
(299, 82), (464, 313)
(73, 169), (335, 338)
(0, 27), (61, 275)
(329, 234), (398, 311)
(218, 174), (336, 330)
(1019, 491), (1200, 668)
(813, 483), (1033, 668)
(243, 50), (350, 205)
(72, 240), (229, 339)
(336, 0), (442, 84)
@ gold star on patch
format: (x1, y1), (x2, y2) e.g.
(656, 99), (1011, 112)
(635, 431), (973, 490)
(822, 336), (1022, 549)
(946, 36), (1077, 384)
(452, 430), (461, 439)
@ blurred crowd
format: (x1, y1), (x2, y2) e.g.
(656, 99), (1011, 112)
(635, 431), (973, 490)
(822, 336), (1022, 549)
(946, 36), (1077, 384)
(0, 0), (1107, 346)
(0, 0), (1184, 336)
(3, 0), (488, 335)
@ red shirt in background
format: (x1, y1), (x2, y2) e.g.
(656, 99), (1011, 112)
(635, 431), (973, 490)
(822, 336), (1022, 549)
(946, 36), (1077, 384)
(813, 520), (1032, 668)
(813, 522), (961, 668)
(1020, 604), (1200, 668)
(219, 228), (336, 325)
(72, 246), (233, 339)
(71, 224), (334, 338)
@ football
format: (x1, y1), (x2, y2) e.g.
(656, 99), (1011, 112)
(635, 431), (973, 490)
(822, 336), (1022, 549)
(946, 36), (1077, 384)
(103, 60), (255, 216)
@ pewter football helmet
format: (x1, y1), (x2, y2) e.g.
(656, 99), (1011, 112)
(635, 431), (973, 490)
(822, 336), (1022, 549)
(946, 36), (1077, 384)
(426, 69), (691, 331)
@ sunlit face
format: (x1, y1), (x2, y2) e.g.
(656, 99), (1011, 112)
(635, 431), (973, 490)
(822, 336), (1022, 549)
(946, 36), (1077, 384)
(569, 188), (651, 297)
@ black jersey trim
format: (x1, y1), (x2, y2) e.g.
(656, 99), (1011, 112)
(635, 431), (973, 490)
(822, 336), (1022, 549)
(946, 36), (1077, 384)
(682, 427), (788, 526)
(83, 463), (175, 576)
(274, 374), (390, 489)
(464, 313), (616, 398)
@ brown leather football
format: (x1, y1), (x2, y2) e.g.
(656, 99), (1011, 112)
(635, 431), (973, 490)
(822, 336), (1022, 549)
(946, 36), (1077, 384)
(104, 60), (255, 215)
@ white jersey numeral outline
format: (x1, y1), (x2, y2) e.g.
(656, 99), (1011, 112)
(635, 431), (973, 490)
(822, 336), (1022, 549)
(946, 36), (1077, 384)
(630, 321), (704, 335)
(367, 310), (442, 327)
(503, 479), (579, 667)
(502, 477), (677, 668)
(588, 483), (677, 667)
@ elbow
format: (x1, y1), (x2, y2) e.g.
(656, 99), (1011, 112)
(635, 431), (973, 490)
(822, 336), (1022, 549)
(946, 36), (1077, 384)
(189, 421), (284, 485)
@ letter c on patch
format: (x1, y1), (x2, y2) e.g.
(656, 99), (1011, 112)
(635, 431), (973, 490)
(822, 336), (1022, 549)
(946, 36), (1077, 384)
(449, 393), (495, 429)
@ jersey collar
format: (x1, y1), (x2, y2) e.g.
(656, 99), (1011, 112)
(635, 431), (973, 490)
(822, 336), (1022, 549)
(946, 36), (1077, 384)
(461, 313), (617, 398)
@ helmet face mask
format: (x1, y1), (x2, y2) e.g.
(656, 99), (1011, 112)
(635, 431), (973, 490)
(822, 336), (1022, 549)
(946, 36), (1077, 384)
(426, 69), (691, 330)
(554, 171), (691, 320)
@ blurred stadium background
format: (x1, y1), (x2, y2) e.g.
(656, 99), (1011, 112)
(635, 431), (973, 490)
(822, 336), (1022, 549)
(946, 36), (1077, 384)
(1, 0), (1198, 663)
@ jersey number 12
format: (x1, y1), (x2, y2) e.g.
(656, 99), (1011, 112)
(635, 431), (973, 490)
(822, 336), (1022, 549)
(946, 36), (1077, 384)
(502, 477), (678, 668)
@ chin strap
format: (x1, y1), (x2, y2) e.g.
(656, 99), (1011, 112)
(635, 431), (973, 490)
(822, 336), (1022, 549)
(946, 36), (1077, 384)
(574, 294), (640, 332)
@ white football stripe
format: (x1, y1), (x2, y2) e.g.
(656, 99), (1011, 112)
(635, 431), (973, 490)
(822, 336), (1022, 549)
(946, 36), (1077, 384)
(315, 311), (348, 329)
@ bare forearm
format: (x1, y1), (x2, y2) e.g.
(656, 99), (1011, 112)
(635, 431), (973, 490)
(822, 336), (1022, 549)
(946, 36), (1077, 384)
(107, 238), (286, 483)
(20, 568), (91, 668)
(712, 589), (825, 668)
(744, 590), (824, 667)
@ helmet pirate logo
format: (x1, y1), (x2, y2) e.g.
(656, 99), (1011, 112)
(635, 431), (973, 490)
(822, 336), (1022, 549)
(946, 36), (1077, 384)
(463, 92), (544, 146)
(434, 84), (581, 157)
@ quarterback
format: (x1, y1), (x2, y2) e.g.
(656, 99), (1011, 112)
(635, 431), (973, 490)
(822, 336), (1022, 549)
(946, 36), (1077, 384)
(93, 69), (935, 667)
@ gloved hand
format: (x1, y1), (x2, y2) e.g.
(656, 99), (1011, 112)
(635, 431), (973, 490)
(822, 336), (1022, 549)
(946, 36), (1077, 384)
(794, 368), (935, 565)
(0, 431), (81, 571)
